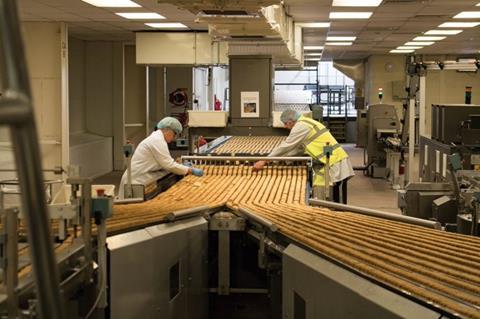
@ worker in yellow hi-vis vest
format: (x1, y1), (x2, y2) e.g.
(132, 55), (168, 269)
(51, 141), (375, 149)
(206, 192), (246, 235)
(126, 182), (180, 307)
(253, 109), (354, 203)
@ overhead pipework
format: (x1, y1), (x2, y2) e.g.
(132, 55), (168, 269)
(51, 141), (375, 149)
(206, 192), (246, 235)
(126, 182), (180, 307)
(157, 0), (302, 67)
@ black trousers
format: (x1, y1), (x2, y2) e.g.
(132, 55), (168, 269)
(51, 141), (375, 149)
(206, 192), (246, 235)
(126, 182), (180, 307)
(332, 179), (348, 204)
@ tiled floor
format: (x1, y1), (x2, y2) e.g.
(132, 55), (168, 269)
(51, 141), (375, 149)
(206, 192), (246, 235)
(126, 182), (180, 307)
(343, 144), (401, 214)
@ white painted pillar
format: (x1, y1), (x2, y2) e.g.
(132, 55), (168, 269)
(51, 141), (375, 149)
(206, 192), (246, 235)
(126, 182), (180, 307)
(60, 23), (69, 177)
(419, 75), (426, 138)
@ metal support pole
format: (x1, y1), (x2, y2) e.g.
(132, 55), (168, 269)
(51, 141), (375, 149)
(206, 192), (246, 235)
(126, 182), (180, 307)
(81, 181), (93, 278)
(408, 98), (415, 183)
(126, 155), (133, 198)
(309, 198), (441, 229)
(0, 1), (63, 318)
(2, 208), (19, 319)
(97, 219), (108, 308)
(325, 155), (330, 201)
(218, 230), (230, 295)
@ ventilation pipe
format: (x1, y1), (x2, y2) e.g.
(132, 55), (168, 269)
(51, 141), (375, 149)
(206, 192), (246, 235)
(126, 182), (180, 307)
(333, 59), (366, 109)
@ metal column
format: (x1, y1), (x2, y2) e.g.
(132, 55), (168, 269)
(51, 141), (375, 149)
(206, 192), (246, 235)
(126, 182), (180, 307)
(0, 1), (63, 318)
(408, 98), (416, 183)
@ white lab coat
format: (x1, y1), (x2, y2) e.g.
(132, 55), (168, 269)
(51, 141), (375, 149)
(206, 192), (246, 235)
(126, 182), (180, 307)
(268, 121), (354, 183)
(118, 131), (189, 198)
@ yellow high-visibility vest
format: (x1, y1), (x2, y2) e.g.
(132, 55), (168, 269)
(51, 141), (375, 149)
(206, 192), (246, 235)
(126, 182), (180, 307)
(298, 116), (348, 166)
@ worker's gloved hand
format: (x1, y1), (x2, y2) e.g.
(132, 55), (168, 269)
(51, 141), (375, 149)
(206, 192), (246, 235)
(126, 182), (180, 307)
(253, 161), (266, 171)
(192, 168), (204, 177)
(183, 161), (193, 167)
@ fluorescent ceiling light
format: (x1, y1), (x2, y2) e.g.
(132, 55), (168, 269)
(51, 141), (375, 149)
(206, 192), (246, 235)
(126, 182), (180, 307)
(325, 42), (353, 46)
(304, 46), (324, 50)
(145, 22), (188, 29)
(81, 0), (140, 7)
(439, 22), (480, 28)
(296, 22), (330, 28)
(303, 66), (318, 70)
(405, 41), (434, 46)
(326, 36), (356, 41)
(329, 12), (373, 19)
(333, 0), (382, 6)
(397, 46), (422, 50)
(304, 53), (323, 56)
(390, 49), (414, 53)
(116, 12), (165, 19)
(305, 58), (321, 61)
(425, 29), (463, 35)
(413, 36), (446, 41)
(454, 11), (480, 19)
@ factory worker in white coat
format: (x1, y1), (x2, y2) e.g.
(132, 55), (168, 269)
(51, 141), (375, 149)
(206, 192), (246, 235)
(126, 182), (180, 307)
(118, 117), (203, 199)
(253, 110), (354, 203)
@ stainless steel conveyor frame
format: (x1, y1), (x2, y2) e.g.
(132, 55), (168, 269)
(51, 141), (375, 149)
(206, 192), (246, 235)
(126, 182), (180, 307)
(0, 1), (63, 318)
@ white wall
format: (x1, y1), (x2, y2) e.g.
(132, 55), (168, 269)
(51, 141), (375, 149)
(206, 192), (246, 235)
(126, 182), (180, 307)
(0, 22), (64, 210)
(365, 55), (406, 118)
(69, 37), (86, 134)
(124, 44), (146, 147)
(69, 39), (124, 172)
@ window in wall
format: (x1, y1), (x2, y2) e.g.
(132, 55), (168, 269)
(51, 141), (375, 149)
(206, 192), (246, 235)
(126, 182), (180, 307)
(274, 62), (356, 117)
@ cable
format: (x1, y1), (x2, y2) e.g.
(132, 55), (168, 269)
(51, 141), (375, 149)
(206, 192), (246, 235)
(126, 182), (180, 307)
(84, 266), (106, 319)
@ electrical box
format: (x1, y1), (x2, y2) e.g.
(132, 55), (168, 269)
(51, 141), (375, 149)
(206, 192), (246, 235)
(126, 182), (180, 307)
(392, 81), (406, 100)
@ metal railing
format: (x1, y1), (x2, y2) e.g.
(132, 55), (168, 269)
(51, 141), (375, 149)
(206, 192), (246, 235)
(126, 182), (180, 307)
(0, 0), (63, 318)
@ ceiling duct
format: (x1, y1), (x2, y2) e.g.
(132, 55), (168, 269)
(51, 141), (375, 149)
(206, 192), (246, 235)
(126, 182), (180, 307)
(157, 0), (301, 66)
(157, 0), (279, 15)
(333, 59), (365, 98)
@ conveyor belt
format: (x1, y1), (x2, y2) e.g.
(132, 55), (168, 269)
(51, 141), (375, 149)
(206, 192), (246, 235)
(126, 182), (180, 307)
(210, 136), (286, 155)
(113, 165), (480, 319)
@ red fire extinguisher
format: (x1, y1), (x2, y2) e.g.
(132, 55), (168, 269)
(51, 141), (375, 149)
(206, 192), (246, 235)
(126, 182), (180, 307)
(214, 94), (222, 111)
(399, 160), (405, 176)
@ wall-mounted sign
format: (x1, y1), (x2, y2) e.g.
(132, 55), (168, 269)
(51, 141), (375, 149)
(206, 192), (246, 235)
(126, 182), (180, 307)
(240, 91), (260, 118)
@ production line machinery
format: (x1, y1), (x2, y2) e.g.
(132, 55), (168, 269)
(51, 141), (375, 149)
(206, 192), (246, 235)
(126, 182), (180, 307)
(196, 135), (287, 156)
(399, 104), (480, 236)
(1, 157), (480, 318)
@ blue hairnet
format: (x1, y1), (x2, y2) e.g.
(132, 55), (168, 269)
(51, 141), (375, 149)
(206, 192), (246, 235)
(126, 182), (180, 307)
(156, 117), (183, 135)
(280, 110), (301, 123)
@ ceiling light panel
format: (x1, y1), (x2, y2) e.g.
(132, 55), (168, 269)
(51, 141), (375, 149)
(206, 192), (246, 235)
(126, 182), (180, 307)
(413, 36), (446, 41)
(304, 46), (324, 50)
(397, 46), (422, 50)
(405, 41), (434, 46)
(81, 0), (140, 7)
(425, 30), (463, 35)
(333, 0), (382, 6)
(390, 49), (414, 53)
(325, 42), (353, 46)
(329, 12), (373, 19)
(454, 11), (480, 19)
(326, 36), (357, 41)
(145, 23), (188, 29)
(116, 12), (165, 19)
(296, 22), (331, 28)
(439, 22), (480, 28)
(304, 53), (323, 56)
(305, 58), (321, 61)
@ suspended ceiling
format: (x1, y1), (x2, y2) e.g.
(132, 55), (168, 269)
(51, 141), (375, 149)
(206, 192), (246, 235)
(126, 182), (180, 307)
(17, 0), (480, 59)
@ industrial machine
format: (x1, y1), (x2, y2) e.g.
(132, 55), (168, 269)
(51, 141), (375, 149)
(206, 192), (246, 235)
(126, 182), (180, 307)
(2, 2), (480, 318)
(365, 104), (402, 178)
(399, 104), (480, 236)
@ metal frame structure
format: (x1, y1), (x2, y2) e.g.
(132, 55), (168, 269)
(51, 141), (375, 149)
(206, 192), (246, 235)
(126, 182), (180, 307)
(0, 1), (63, 318)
